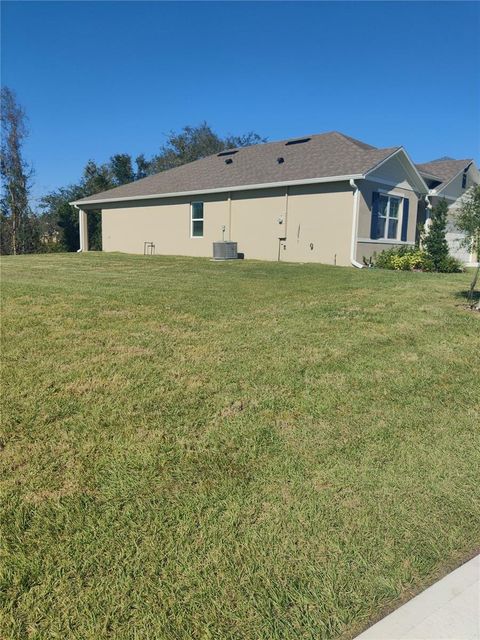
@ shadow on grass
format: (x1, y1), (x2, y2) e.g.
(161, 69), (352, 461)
(454, 290), (480, 311)
(454, 290), (480, 303)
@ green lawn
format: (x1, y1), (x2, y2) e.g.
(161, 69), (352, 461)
(1, 253), (479, 640)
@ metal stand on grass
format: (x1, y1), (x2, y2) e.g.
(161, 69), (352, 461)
(144, 242), (155, 256)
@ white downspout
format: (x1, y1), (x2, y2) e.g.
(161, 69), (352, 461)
(228, 192), (232, 241)
(75, 204), (89, 252)
(423, 193), (433, 237)
(75, 205), (83, 252)
(349, 179), (363, 268)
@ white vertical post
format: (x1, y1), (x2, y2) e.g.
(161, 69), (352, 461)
(423, 194), (433, 239)
(228, 192), (232, 241)
(78, 209), (88, 252)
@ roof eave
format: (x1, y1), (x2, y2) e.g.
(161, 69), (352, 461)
(70, 174), (365, 207)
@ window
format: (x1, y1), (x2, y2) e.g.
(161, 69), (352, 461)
(191, 202), (204, 237)
(377, 193), (402, 240)
(462, 171), (467, 189)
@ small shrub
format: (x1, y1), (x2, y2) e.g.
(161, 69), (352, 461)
(374, 245), (409, 269)
(373, 246), (433, 271)
(372, 200), (464, 274)
(391, 253), (416, 271)
(437, 256), (464, 273)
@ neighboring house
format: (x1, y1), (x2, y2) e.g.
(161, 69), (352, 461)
(72, 131), (474, 267)
(417, 158), (479, 265)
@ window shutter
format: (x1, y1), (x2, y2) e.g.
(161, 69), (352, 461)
(401, 198), (409, 242)
(370, 192), (380, 239)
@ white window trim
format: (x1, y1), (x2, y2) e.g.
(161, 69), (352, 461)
(376, 192), (403, 241)
(190, 201), (204, 238)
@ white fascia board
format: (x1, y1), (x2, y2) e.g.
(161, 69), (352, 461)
(69, 174), (364, 207)
(428, 190), (457, 201)
(364, 147), (429, 194)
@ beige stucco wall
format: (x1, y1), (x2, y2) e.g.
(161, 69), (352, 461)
(101, 193), (229, 257)
(98, 155), (428, 266)
(283, 182), (353, 265)
(230, 188), (285, 261)
(100, 182), (355, 266)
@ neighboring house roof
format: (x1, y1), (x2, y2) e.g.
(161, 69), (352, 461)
(73, 131), (405, 206)
(416, 158), (472, 188)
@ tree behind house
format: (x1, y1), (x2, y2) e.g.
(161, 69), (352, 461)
(148, 123), (266, 174)
(110, 154), (135, 186)
(40, 162), (115, 252)
(455, 184), (480, 263)
(40, 123), (266, 251)
(454, 184), (480, 308)
(0, 87), (38, 254)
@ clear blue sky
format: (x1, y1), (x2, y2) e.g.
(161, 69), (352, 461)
(2, 1), (479, 202)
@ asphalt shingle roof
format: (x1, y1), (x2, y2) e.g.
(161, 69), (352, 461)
(74, 131), (399, 205)
(416, 158), (472, 186)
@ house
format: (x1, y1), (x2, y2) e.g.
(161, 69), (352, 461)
(71, 132), (477, 266)
(417, 158), (479, 265)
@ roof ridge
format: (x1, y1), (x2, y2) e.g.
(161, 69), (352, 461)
(225, 130), (378, 154)
(330, 131), (378, 151)
(203, 131), (327, 157)
(418, 157), (472, 165)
